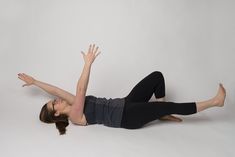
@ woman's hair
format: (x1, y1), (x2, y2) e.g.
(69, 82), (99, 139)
(39, 104), (69, 135)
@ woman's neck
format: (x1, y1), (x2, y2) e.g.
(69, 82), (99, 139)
(62, 105), (72, 116)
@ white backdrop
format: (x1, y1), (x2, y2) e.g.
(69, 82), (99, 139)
(1, 0), (234, 157)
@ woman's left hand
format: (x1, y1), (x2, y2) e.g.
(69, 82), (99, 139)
(18, 73), (36, 87)
(81, 44), (101, 66)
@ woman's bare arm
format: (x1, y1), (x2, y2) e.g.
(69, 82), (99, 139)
(34, 80), (75, 104)
(70, 44), (101, 122)
(18, 73), (75, 104)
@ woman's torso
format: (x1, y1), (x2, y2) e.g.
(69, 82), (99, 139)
(83, 95), (125, 127)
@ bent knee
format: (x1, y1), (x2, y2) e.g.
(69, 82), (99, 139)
(150, 71), (164, 79)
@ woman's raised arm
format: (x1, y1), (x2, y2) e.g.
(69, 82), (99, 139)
(70, 44), (101, 122)
(18, 73), (75, 104)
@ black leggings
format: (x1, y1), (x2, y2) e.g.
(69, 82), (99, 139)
(120, 71), (197, 129)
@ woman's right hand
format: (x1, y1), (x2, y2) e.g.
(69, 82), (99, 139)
(18, 73), (36, 87)
(81, 44), (101, 66)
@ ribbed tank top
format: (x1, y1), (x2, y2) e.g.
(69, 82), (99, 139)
(84, 95), (125, 128)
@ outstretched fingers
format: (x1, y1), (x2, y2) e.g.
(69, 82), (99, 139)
(94, 46), (99, 54)
(18, 73), (25, 80)
(88, 44), (92, 53)
(91, 44), (95, 52)
(17, 73), (35, 87)
(88, 44), (101, 57)
(94, 46), (101, 57)
(95, 51), (101, 57)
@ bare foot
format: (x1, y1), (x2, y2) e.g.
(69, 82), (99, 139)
(159, 115), (183, 122)
(213, 83), (226, 107)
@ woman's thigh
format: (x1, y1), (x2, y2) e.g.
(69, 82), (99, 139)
(125, 71), (165, 103)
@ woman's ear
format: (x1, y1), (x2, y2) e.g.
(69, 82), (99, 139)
(54, 112), (60, 117)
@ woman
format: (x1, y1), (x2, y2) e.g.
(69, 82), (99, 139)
(18, 44), (226, 135)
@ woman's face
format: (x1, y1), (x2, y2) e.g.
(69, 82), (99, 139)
(47, 98), (68, 115)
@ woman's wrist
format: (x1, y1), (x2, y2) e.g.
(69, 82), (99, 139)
(85, 63), (92, 67)
(33, 79), (38, 86)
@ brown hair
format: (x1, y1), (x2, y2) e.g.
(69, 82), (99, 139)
(39, 104), (69, 135)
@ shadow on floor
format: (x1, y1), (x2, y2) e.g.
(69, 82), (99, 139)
(143, 115), (217, 129)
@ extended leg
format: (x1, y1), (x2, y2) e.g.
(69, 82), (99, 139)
(159, 84), (226, 121)
(121, 101), (197, 129)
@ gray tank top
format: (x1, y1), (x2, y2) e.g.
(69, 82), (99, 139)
(84, 95), (125, 128)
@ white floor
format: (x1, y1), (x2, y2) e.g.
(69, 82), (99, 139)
(1, 102), (234, 157)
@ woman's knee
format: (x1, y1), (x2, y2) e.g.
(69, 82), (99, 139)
(150, 71), (164, 80)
